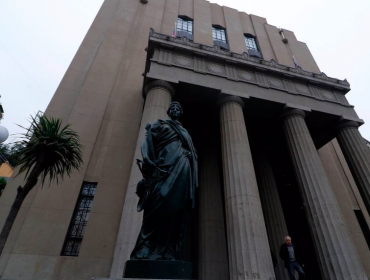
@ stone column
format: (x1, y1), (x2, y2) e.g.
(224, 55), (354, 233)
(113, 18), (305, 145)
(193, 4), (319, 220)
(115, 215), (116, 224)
(281, 108), (367, 280)
(198, 141), (229, 280)
(255, 150), (290, 280)
(110, 80), (174, 278)
(336, 120), (370, 216)
(218, 96), (275, 280)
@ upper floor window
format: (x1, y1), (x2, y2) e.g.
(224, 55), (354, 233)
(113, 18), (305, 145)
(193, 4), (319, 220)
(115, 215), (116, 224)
(212, 26), (229, 50)
(244, 35), (258, 51)
(212, 26), (227, 43)
(177, 17), (193, 34)
(61, 181), (97, 256)
(176, 17), (193, 41)
(244, 34), (262, 59)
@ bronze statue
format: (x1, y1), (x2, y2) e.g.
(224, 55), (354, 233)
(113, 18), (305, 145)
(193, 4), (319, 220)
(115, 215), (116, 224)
(131, 101), (198, 261)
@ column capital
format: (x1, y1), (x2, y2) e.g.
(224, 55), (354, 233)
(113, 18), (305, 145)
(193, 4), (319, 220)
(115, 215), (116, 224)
(280, 104), (310, 120)
(335, 116), (363, 131)
(336, 120), (359, 131)
(144, 80), (175, 98)
(217, 95), (244, 108)
(280, 108), (306, 119)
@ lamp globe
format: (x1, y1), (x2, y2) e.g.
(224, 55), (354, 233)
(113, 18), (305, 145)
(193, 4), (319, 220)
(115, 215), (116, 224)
(0, 125), (9, 143)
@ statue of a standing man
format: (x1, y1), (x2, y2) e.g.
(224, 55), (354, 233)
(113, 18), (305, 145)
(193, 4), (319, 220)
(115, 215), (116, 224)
(131, 101), (198, 261)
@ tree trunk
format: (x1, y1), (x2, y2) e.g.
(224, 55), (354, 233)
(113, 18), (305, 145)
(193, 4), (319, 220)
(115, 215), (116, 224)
(0, 156), (45, 256)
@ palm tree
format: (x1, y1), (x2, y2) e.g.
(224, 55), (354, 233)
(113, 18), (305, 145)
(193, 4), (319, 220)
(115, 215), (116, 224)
(0, 115), (83, 255)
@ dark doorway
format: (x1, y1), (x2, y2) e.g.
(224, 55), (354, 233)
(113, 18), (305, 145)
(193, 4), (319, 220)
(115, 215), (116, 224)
(174, 85), (224, 279)
(246, 110), (323, 280)
(172, 82), (323, 279)
(271, 145), (322, 280)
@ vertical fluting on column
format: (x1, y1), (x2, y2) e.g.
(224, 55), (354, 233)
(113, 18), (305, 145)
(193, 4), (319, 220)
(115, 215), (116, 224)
(336, 121), (370, 216)
(110, 80), (173, 278)
(255, 150), (290, 280)
(198, 141), (229, 280)
(218, 96), (275, 280)
(281, 109), (368, 280)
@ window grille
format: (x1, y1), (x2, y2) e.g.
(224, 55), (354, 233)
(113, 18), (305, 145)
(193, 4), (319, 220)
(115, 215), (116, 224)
(177, 17), (193, 34)
(212, 27), (227, 43)
(244, 34), (262, 59)
(244, 36), (258, 51)
(61, 182), (97, 256)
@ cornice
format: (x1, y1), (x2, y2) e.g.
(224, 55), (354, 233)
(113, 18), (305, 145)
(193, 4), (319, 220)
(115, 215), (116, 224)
(148, 29), (350, 94)
(148, 48), (351, 108)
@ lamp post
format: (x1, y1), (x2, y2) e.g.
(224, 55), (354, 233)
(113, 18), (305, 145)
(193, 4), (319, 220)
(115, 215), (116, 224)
(0, 125), (9, 143)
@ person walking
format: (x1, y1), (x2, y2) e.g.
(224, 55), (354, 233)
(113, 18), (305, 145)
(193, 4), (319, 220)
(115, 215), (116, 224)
(279, 236), (305, 280)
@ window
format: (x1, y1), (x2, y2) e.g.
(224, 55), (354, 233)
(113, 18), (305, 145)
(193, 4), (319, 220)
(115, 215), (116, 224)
(212, 26), (227, 43)
(244, 34), (262, 59)
(176, 17), (193, 41)
(212, 26), (229, 50)
(177, 17), (193, 34)
(244, 35), (258, 51)
(354, 210), (370, 250)
(61, 182), (97, 256)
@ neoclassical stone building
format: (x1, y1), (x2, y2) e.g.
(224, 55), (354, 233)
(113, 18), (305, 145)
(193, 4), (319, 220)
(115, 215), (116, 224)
(1, 0), (370, 279)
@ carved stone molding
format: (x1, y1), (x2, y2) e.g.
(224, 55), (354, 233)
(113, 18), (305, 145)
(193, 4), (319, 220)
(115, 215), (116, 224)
(321, 89), (335, 100)
(208, 63), (225, 75)
(151, 45), (352, 107)
(239, 71), (254, 82)
(150, 48), (352, 108)
(174, 55), (191, 67)
(268, 78), (284, 89)
(149, 30), (350, 89)
(296, 84), (310, 95)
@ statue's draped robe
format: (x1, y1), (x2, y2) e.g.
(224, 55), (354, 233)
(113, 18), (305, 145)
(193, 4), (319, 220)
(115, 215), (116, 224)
(131, 119), (198, 260)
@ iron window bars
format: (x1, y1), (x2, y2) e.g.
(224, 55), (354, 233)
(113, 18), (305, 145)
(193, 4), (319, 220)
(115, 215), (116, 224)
(212, 26), (227, 43)
(177, 17), (193, 34)
(212, 26), (229, 50)
(177, 17), (193, 41)
(244, 34), (262, 59)
(244, 35), (258, 51)
(61, 182), (97, 256)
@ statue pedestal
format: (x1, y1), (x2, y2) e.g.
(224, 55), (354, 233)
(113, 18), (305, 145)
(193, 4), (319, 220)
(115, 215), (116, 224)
(123, 260), (192, 279)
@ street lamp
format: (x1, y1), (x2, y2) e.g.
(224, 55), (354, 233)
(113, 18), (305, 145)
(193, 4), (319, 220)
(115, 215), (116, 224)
(0, 103), (8, 143)
(0, 125), (8, 143)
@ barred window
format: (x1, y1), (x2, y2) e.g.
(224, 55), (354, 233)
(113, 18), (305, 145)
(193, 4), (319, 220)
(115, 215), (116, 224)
(244, 35), (258, 51)
(212, 26), (227, 43)
(177, 17), (193, 34)
(61, 182), (97, 256)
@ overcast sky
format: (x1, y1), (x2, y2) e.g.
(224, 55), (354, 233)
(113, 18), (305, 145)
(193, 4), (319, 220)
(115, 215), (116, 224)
(1, 0), (369, 144)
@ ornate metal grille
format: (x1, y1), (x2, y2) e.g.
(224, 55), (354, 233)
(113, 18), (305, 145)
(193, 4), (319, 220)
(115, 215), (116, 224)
(212, 27), (227, 43)
(244, 35), (258, 51)
(61, 182), (97, 256)
(177, 17), (193, 34)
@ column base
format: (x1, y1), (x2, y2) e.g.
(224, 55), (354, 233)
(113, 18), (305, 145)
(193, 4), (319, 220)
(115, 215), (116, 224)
(122, 260), (192, 279)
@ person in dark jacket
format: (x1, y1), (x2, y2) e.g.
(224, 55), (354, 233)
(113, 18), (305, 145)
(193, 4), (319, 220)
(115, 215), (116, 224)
(279, 236), (305, 280)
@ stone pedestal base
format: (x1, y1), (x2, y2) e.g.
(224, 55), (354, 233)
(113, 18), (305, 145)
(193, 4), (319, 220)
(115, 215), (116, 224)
(123, 260), (192, 279)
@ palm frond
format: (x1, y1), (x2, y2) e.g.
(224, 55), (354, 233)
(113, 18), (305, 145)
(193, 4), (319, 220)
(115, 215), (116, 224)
(12, 115), (83, 185)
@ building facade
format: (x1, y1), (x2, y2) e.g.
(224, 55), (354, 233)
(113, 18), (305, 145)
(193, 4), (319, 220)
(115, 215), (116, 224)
(1, 0), (370, 279)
